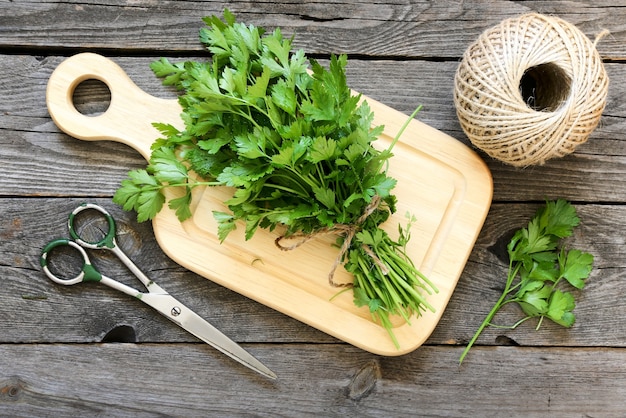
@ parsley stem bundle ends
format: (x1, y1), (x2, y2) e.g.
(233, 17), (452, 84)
(113, 10), (437, 348)
(459, 200), (593, 364)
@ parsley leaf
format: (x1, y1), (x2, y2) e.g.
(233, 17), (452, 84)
(168, 189), (193, 221)
(546, 290), (576, 327)
(213, 211), (237, 243)
(559, 248), (594, 289)
(113, 169), (165, 222)
(151, 147), (188, 185)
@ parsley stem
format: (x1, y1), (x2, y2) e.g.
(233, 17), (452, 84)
(378, 250), (435, 307)
(488, 315), (533, 329)
(385, 105), (422, 155)
(382, 247), (437, 293)
(262, 179), (309, 199)
(459, 262), (521, 364)
(535, 316), (545, 330)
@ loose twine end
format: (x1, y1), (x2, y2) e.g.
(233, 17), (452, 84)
(594, 29), (610, 47)
(275, 195), (383, 287)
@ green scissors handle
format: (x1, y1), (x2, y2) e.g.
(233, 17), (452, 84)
(40, 238), (153, 298)
(40, 239), (103, 285)
(40, 203), (164, 295)
(68, 202), (117, 250)
(67, 203), (154, 289)
(40, 203), (166, 298)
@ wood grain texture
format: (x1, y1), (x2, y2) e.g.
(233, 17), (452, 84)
(2, 1), (624, 59)
(1, 344), (626, 416)
(2, 0), (626, 414)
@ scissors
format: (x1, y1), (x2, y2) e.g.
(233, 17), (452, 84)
(40, 203), (276, 380)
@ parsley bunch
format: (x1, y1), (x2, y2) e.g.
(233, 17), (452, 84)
(459, 200), (593, 363)
(114, 10), (437, 347)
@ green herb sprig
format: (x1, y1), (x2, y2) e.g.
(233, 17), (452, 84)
(459, 199), (593, 363)
(113, 10), (437, 347)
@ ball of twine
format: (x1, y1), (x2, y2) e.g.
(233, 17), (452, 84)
(454, 13), (609, 167)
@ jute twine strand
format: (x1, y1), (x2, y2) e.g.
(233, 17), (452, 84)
(453, 13), (609, 167)
(275, 195), (383, 287)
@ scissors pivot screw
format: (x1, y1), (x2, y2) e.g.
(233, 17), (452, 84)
(171, 306), (182, 317)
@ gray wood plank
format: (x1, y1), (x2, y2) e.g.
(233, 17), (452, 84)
(1, 344), (625, 416)
(2, 198), (623, 350)
(3, 1), (624, 59)
(1, 55), (625, 202)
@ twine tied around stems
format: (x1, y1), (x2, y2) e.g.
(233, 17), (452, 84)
(453, 13), (609, 167)
(275, 195), (386, 287)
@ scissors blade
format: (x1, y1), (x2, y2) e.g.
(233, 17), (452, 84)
(140, 293), (276, 380)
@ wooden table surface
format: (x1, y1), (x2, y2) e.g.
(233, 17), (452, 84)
(2, 1), (625, 416)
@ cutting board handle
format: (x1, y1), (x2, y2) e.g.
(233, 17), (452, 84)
(46, 53), (183, 161)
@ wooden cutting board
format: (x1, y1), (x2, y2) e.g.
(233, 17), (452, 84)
(46, 53), (492, 355)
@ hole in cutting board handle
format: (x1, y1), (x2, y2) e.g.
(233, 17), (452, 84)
(72, 79), (111, 116)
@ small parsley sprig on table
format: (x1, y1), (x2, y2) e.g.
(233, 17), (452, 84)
(459, 199), (593, 363)
(113, 10), (437, 347)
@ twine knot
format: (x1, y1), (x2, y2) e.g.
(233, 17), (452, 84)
(275, 195), (383, 287)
